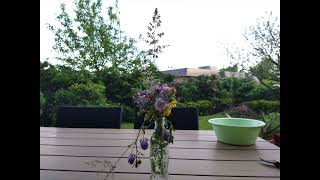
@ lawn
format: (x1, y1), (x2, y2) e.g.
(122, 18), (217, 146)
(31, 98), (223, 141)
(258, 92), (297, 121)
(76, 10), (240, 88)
(121, 122), (134, 129)
(121, 112), (226, 130)
(198, 112), (226, 130)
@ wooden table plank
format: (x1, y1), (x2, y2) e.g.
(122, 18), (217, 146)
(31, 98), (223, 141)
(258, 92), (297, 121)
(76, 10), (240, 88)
(40, 170), (280, 180)
(40, 131), (265, 142)
(40, 156), (280, 177)
(40, 127), (214, 135)
(40, 145), (280, 161)
(40, 138), (279, 149)
(40, 128), (279, 179)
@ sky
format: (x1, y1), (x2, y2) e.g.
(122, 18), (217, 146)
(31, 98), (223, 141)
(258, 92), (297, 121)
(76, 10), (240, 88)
(40, 0), (280, 71)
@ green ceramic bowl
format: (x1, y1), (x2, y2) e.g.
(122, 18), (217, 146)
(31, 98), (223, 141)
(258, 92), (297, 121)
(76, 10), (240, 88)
(208, 118), (266, 145)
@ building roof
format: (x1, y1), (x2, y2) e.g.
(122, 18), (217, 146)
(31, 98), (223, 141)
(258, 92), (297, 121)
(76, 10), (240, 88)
(219, 71), (244, 78)
(161, 67), (219, 77)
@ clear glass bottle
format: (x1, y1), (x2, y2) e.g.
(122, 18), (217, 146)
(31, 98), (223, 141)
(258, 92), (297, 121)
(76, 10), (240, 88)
(150, 117), (170, 180)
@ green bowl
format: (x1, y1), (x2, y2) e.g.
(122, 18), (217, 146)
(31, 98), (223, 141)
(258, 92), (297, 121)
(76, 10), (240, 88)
(208, 118), (266, 145)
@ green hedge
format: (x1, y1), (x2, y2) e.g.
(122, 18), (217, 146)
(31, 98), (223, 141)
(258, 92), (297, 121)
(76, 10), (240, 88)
(177, 100), (215, 116)
(212, 98), (233, 112)
(243, 100), (280, 114)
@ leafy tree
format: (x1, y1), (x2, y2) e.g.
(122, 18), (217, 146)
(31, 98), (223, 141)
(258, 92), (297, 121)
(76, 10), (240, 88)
(40, 61), (95, 126)
(40, 91), (46, 116)
(48, 0), (148, 77)
(251, 57), (279, 88)
(175, 82), (198, 102)
(225, 12), (279, 95)
(194, 75), (218, 100)
(40, 61), (94, 94)
(219, 64), (239, 76)
(55, 82), (109, 106)
(102, 70), (144, 106)
(217, 77), (257, 104)
(175, 75), (217, 102)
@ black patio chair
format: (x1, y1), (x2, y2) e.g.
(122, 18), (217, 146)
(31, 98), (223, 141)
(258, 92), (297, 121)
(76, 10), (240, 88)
(56, 106), (122, 129)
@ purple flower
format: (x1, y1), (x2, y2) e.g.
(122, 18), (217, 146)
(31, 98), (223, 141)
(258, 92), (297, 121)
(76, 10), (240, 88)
(154, 97), (169, 112)
(140, 138), (149, 150)
(133, 90), (149, 106)
(128, 154), (136, 164)
(154, 85), (161, 93)
(163, 130), (170, 141)
(160, 85), (170, 94)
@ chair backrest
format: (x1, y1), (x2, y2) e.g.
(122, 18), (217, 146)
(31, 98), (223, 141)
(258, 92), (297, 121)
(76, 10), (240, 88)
(134, 107), (199, 130)
(167, 107), (199, 130)
(134, 107), (154, 129)
(57, 106), (122, 128)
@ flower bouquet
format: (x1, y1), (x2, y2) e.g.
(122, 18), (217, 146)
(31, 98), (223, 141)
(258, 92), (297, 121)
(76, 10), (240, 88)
(132, 83), (176, 180)
(87, 83), (176, 180)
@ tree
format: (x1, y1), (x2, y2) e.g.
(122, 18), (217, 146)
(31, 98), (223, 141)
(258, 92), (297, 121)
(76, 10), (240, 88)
(225, 12), (280, 94)
(40, 91), (46, 116)
(174, 75), (218, 102)
(48, 0), (148, 77)
(219, 64), (239, 77)
(220, 64), (239, 73)
(55, 82), (108, 106)
(40, 60), (96, 126)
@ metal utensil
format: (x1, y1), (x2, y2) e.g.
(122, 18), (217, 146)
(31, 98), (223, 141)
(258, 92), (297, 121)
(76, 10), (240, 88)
(259, 158), (280, 169)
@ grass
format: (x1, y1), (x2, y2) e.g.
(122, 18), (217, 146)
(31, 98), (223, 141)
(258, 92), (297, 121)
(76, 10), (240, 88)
(121, 112), (226, 130)
(198, 112), (226, 130)
(121, 122), (134, 129)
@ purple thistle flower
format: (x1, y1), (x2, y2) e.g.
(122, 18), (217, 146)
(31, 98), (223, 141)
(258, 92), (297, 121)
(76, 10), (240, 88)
(140, 138), (149, 150)
(128, 154), (136, 164)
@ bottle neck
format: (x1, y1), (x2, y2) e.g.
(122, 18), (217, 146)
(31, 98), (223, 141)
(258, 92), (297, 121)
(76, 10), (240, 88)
(154, 117), (165, 132)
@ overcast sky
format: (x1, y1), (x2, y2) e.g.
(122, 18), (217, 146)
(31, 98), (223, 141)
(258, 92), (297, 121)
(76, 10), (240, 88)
(40, 0), (280, 71)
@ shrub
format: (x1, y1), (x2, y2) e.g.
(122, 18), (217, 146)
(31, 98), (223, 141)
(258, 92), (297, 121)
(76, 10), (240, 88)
(216, 77), (257, 103)
(55, 82), (109, 106)
(175, 83), (198, 102)
(212, 97), (233, 112)
(40, 91), (46, 126)
(259, 112), (280, 140)
(122, 106), (135, 123)
(226, 104), (260, 119)
(177, 100), (215, 116)
(40, 91), (46, 116)
(243, 100), (280, 114)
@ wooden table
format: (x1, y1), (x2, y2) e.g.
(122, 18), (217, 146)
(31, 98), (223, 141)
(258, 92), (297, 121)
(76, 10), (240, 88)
(40, 127), (280, 180)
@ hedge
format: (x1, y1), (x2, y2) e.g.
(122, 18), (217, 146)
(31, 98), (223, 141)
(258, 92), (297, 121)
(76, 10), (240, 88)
(243, 100), (280, 114)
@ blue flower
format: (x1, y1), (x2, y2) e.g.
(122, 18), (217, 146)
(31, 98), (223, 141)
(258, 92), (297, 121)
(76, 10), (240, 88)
(140, 138), (149, 150)
(128, 154), (136, 164)
(163, 130), (170, 141)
